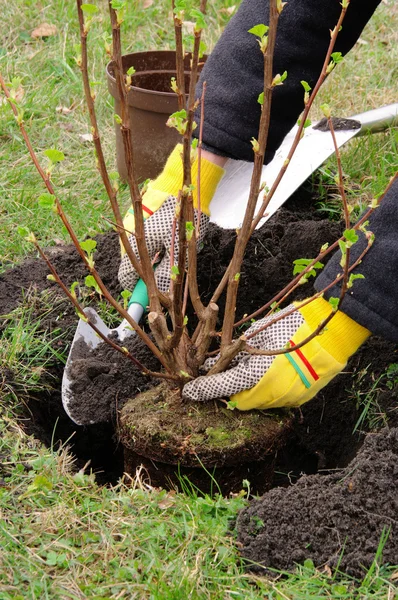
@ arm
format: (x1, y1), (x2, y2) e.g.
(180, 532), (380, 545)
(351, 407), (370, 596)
(195, 0), (381, 162)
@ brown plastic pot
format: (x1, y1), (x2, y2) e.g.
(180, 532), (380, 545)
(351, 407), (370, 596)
(106, 50), (206, 183)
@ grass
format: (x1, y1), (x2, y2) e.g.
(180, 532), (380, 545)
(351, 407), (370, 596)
(0, 419), (397, 599)
(1, 0), (398, 597)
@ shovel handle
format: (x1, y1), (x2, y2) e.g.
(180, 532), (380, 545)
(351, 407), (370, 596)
(353, 103), (398, 136)
(128, 277), (149, 311)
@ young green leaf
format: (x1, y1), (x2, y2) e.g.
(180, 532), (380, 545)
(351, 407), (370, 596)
(272, 71), (287, 86)
(171, 265), (180, 281)
(81, 3), (99, 15)
(331, 51), (344, 64)
(111, 0), (126, 10)
(248, 24), (269, 38)
(185, 221), (195, 241)
(70, 281), (79, 299)
(44, 148), (65, 163)
(17, 226), (30, 238)
(38, 193), (56, 208)
(85, 274), (101, 295)
(347, 273), (365, 289)
(191, 8), (206, 31)
(80, 239), (97, 255)
(344, 228), (359, 247)
(257, 92), (264, 105)
(320, 103), (331, 118)
(293, 258), (324, 278)
(328, 297), (340, 311)
(121, 289), (131, 309)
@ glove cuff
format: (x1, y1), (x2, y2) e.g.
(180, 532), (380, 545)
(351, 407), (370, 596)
(297, 297), (370, 364)
(148, 144), (225, 216)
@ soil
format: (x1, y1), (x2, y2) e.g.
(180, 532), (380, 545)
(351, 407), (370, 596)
(237, 426), (398, 580)
(1, 186), (397, 571)
(314, 116), (361, 132)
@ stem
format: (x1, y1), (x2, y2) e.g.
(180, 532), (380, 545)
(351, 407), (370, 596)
(220, 0), (279, 351)
(207, 2), (351, 312)
(168, 0), (208, 351)
(109, 2), (165, 321)
(76, 0), (145, 286)
(249, 3), (349, 234)
(242, 233), (373, 352)
(233, 202), (379, 328)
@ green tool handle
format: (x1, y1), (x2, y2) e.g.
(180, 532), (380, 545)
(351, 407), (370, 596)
(128, 278), (149, 311)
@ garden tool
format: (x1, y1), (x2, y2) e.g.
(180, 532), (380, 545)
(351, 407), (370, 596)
(209, 103), (398, 229)
(62, 278), (148, 425)
(62, 102), (398, 425)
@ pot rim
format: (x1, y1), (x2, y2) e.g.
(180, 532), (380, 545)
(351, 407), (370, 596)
(106, 50), (206, 98)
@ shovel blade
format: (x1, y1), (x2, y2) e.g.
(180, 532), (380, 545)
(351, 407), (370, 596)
(62, 307), (110, 425)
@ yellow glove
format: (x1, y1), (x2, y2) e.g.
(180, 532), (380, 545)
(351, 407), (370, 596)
(182, 297), (370, 410)
(118, 145), (225, 292)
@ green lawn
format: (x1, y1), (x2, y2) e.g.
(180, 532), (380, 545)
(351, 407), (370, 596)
(1, 1), (397, 597)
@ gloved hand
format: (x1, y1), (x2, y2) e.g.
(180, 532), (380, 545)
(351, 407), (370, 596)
(118, 145), (225, 293)
(183, 297), (370, 410)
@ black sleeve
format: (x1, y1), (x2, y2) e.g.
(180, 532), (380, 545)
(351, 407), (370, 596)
(315, 177), (398, 342)
(195, 0), (381, 163)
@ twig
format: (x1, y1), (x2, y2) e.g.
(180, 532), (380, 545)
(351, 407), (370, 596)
(219, 0), (279, 352)
(108, 2), (165, 320)
(76, 0), (145, 285)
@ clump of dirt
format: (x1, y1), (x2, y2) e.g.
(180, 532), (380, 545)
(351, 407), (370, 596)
(237, 426), (398, 579)
(119, 382), (291, 496)
(119, 382), (289, 467)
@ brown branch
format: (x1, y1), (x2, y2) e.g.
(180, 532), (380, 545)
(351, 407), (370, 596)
(108, 2), (165, 322)
(207, 2), (351, 311)
(243, 237), (373, 350)
(219, 1), (279, 352)
(249, 3), (350, 234)
(171, 0), (186, 111)
(76, 0), (146, 286)
(168, 0), (208, 349)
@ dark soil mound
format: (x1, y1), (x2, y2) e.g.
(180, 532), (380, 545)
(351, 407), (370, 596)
(237, 427), (398, 579)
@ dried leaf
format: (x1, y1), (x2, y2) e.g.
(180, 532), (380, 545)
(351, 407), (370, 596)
(323, 565), (332, 578)
(78, 133), (94, 143)
(14, 86), (25, 103)
(53, 238), (66, 246)
(31, 23), (58, 38)
(56, 105), (73, 115)
(158, 491), (176, 510)
(220, 5), (236, 15)
(143, 0), (154, 7)
(59, 123), (74, 132)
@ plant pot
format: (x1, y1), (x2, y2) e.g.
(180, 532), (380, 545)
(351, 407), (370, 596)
(106, 50), (207, 183)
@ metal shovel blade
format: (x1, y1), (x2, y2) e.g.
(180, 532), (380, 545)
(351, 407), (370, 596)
(210, 103), (398, 230)
(62, 307), (111, 425)
(62, 299), (145, 425)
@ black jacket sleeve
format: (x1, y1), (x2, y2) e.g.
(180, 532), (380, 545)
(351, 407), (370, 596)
(195, 0), (381, 163)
